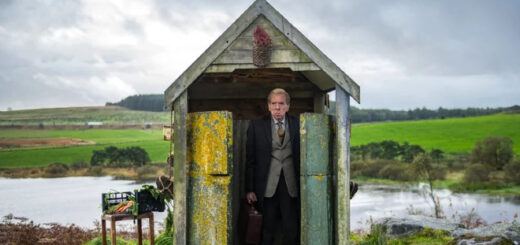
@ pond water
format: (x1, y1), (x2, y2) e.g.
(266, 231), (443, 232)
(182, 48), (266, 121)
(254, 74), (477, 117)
(1, 177), (519, 231)
(351, 183), (520, 230)
(0, 176), (168, 229)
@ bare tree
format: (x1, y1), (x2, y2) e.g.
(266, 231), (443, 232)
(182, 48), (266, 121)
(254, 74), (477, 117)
(413, 153), (446, 218)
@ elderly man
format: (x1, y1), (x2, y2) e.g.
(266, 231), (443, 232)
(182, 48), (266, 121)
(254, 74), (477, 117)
(246, 88), (300, 245)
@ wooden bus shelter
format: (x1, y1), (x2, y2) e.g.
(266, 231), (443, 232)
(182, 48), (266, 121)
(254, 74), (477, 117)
(164, 0), (360, 244)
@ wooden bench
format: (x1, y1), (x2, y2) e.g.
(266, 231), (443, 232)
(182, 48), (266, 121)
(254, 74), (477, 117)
(101, 212), (154, 245)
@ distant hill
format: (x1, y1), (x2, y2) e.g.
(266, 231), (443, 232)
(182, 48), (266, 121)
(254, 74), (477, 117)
(329, 102), (519, 123)
(0, 106), (170, 125)
(106, 94), (164, 112)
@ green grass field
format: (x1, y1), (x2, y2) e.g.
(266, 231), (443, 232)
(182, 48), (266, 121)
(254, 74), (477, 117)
(351, 113), (520, 153)
(1, 110), (518, 169)
(0, 129), (170, 168)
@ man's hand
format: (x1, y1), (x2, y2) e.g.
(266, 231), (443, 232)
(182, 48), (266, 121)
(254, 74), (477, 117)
(246, 192), (257, 204)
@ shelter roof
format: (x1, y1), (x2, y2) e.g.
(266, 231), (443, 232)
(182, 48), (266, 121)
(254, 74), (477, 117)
(164, 0), (360, 106)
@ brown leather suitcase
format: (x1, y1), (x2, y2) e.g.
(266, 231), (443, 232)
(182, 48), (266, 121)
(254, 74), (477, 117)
(240, 199), (263, 244)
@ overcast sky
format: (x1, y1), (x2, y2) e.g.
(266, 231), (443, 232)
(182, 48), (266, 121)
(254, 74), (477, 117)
(1, 0), (519, 111)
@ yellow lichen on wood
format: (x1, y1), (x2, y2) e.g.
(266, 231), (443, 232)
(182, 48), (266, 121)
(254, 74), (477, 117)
(189, 176), (231, 244)
(187, 111), (232, 175)
(186, 111), (233, 244)
(314, 174), (325, 181)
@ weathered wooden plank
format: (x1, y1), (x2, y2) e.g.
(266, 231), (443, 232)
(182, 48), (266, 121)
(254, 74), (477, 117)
(173, 91), (188, 245)
(335, 85), (351, 244)
(213, 49), (312, 64)
(300, 113), (330, 175)
(232, 120), (249, 244)
(300, 175), (333, 245)
(165, 0), (361, 106)
(257, 1), (361, 103)
(148, 214), (154, 245)
(236, 15), (283, 38)
(164, 1), (264, 107)
(205, 63), (320, 73)
(187, 111), (233, 175)
(186, 111), (233, 244)
(313, 93), (325, 113)
(228, 36), (298, 51)
(330, 113), (337, 244)
(300, 113), (333, 245)
(200, 68), (314, 84)
(301, 70), (337, 93)
(192, 68), (322, 101)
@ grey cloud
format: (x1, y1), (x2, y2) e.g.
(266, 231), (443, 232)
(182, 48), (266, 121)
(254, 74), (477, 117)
(270, 0), (520, 76)
(0, 0), (518, 110)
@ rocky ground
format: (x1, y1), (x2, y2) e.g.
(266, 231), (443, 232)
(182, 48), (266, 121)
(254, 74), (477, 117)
(374, 215), (520, 244)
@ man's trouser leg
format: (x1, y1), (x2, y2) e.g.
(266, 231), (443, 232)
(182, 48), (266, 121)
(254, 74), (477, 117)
(261, 172), (298, 245)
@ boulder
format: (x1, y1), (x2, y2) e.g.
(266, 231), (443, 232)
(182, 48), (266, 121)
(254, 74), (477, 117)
(373, 215), (462, 238)
(455, 237), (505, 245)
(373, 215), (520, 244)
(453, 222), (520, 244)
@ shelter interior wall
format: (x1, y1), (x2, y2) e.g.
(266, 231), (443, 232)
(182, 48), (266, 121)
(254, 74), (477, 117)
(188, 68), (323, 120)
(188, 98), (312, 120)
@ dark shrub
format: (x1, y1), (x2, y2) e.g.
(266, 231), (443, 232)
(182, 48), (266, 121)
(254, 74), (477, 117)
(104, 146), (122, 164)
(351, 160), (394, 178)
(351, 161), (365, 178)
(90, 150), (106, 166)
(412, 153), (447, 181)
(504, 161), (520, 184)
(464, 164), (491, 183)
(471, 136), (513, 170)
(430, 148), (444, 162)
(377, 163), (415, 181)
(90, 146), (150, 167)
(379, 140), (402, 160)
(123, 146), (151, 167)
(70, 161), (89, 170)
(445, 159), (468, 171)
(44, 162), (69, 177)
(402, 143), (425, 163)
(430, 164), (447, 180)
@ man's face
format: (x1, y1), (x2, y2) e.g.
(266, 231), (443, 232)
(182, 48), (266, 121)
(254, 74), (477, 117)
(268, 94), (290, 121)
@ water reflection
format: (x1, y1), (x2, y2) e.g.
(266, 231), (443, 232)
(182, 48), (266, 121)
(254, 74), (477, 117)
(351, 183), (520, 230)
(0, 176), (166, 229)
(0, 177), (518, 231)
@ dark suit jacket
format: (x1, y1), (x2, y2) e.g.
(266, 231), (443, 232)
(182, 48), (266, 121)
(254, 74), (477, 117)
(245, 114), (300, 208)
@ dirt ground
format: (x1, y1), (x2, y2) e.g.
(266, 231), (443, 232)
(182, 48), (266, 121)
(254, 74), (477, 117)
(0, 138), (94, 149)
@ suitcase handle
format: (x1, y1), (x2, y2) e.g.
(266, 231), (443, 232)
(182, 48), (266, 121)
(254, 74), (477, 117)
(249, 203), (260, 215)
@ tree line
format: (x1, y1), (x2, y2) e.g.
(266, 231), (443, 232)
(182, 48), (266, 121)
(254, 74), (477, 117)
(330, 102), (519, 123)
(107, 94), (518, 122)
(351, 140), (443, 163)
(106, 94), (164, 112)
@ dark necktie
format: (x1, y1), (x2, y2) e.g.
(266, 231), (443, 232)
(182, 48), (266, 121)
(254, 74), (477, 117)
(277, 121), (284, 142)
